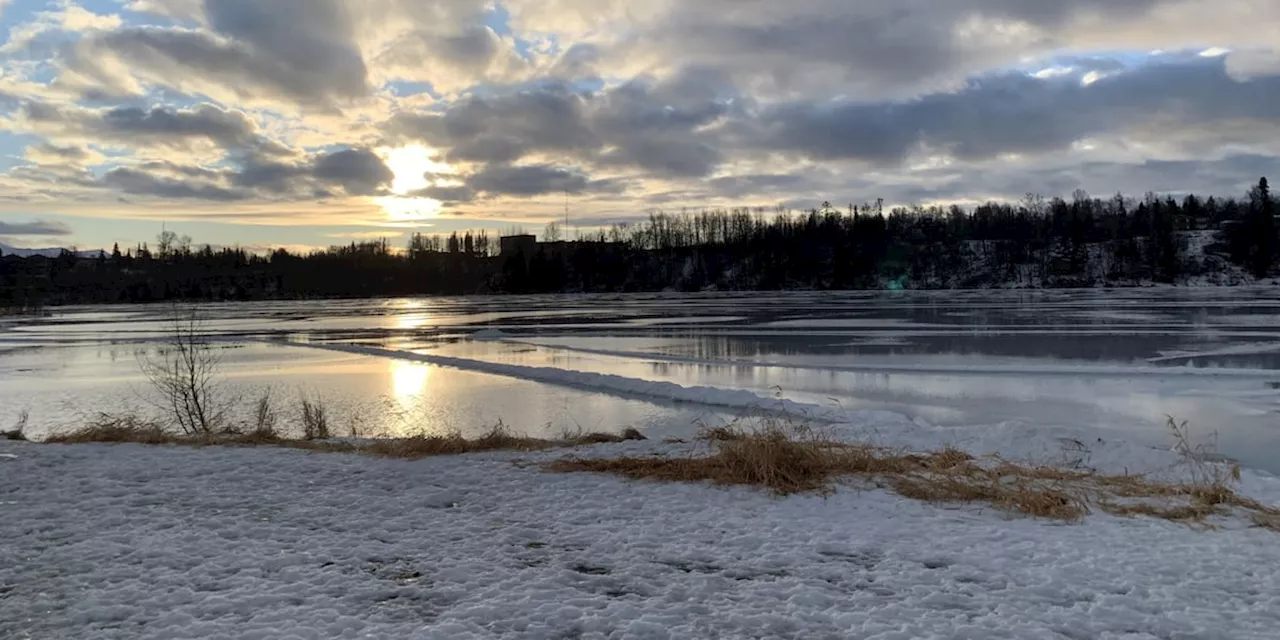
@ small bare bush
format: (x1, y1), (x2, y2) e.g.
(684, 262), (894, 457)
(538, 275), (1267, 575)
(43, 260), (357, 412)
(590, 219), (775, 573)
(139, 306), (232, 436)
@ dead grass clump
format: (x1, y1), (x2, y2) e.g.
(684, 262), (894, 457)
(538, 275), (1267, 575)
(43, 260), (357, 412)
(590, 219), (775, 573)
(551, 423), (884, 496)
(249, 389), (280, 440)
(299, 397), (330, 441)
(698, 426), (746, 442)
(43, 411), (653, 461)
(714, 426), (840, 493)
(546, 419), (1280, 528)
(890, 473), (1088, 521)
(362, 423), (553, 459)
(562, 427), (650, 445)
(46, 414), (178, 445)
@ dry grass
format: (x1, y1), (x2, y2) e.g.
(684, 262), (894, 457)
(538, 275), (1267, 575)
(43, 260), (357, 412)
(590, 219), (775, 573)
(299, 396), (330, 441)
(547, 420), (1280, 529)
(362, 423), (553, 459)
(560, 427), (648, 445)
(45, 414), (179, 445)
(43, 415), (652, 461)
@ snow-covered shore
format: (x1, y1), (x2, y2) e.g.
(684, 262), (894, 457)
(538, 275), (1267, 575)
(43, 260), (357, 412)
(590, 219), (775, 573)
(4, 423), (1280, 640)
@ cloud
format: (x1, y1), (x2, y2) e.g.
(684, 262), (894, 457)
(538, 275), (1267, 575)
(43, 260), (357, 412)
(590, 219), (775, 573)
(59, 26), (369, 108)
(14, 101), (286, 154)
(48, 146), (396, 203)
(387, 69), (734, 178)
(0, 220), (74, 236)
(464, 163), (590, 196)
(312, 148), (395, 195)
(511, 0), (1280, 99)
(735, 58), (1280, 165)
(3, 0), (1280, 233)
(102, 166), (247, 201)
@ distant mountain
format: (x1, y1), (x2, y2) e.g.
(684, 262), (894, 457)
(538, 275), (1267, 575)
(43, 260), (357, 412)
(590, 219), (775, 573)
(0, 242), (104, 258)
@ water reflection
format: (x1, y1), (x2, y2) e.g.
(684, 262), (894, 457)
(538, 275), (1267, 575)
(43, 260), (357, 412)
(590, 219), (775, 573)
(390, 360), (430, 410)
(9, 289), (1280, 471)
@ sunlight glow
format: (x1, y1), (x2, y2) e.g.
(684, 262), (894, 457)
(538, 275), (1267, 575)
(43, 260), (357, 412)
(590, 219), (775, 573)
(376, 145), (453, 221)
(381, 144), (451, 195)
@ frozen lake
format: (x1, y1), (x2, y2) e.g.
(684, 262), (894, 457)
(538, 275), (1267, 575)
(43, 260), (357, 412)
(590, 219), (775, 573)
(5, 288), (1280, 471)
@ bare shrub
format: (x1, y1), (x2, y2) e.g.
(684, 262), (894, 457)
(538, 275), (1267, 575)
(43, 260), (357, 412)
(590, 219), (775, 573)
(138, 306), (231, 436)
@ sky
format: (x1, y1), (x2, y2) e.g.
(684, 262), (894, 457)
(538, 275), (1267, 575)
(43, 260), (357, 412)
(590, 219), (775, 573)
(1, 0), (1280, 252)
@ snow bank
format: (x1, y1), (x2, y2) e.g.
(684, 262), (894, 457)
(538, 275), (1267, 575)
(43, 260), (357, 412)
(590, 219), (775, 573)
(270, 340), (864, 422)
(4, 437), (1280, 639)
(506, 339), (1280, 380)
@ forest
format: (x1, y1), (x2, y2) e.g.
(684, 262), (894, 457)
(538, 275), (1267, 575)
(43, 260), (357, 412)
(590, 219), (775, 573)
(2, 178), (1276, 306)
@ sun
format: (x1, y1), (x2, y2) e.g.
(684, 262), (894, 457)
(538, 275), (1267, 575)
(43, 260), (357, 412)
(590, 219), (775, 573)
(380, 144), (451, 195)
(375, 145), (452, 221)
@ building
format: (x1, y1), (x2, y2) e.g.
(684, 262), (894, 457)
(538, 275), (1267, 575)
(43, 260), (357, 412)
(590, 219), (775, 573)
(499, 234), (537, 257)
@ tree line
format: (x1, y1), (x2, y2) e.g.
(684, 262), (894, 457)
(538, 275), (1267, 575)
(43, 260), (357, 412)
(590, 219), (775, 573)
(2, 178), (1276, 306)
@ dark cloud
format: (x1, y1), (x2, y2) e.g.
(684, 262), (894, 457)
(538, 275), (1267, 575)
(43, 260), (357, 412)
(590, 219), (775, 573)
(66, 147), (393, 202)
(201, 0), (369, 97)
(705, 174), (815, 199)
(312, 149), (395, 196)
(389, 85), (597, 164)
(101, 104), (272, 149)
(601, 0), (1171, 98)
(30, 143), (91, 161)
(388, 70), (734, 178)
(415, 184), (477, 203)
(741, 59), (1280, 164)
(230, 156), (306, 192)
(66, 24), (368, 107)
(0, 220), (74, 236)
(20, 100), (284, 153)
(464, 164), (589, 196)
(101, 167), (247, 201)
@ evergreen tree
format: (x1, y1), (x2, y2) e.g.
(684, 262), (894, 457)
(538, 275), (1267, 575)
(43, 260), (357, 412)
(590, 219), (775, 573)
(1250, 177), (1275, 278)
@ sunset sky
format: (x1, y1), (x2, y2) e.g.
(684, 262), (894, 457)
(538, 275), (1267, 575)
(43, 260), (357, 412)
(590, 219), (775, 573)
(2, 0), (1279, 252)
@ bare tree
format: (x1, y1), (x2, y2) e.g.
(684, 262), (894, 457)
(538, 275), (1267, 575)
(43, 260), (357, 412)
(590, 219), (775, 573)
(139, 306), (230, 436)
(543, 221), (562, 242)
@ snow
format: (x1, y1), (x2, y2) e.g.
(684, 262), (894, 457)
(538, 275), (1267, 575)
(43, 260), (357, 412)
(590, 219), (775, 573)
(4, 425), (1280, 639)
(498, 338), (1280, 380)
(274, 340), (856, 422)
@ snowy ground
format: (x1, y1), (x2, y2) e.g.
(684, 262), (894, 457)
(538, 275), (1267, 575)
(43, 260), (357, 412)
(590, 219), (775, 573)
(4, 420), (1280, 640)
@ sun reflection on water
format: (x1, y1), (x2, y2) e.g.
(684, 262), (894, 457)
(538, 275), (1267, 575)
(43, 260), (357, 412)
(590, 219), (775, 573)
(390, 359), (431, 409)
